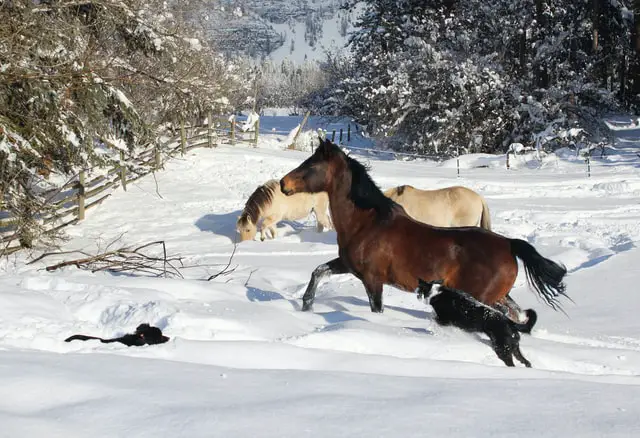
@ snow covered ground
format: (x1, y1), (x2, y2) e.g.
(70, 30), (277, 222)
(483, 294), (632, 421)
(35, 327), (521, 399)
(2, 118), (640, 437)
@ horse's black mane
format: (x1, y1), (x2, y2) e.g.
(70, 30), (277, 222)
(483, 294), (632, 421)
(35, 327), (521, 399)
(342, 150), (397, 220)
(239, 180), (277, 226)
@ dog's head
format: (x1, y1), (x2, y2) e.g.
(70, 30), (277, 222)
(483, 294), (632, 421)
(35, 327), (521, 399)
(135, 323), (170, 345)
(416, 278), (444, 302)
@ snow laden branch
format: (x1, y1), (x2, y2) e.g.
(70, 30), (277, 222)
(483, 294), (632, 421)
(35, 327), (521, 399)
(0, 0), (250, 251)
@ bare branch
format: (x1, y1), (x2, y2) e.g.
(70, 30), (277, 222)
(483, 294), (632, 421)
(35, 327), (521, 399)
(37, 240), (184, 279)
(206, 240), (238, 281)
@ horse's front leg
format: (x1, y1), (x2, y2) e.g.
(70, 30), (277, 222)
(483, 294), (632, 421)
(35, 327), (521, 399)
(260, 215), (278, 241)
(302, 257), (349, 311)
(363, 276), (384, 313)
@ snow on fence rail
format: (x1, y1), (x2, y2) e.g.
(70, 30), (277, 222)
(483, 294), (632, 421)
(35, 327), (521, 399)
(0, 115), (259, 255)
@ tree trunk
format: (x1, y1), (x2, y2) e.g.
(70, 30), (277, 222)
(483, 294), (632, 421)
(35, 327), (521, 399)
(519, 28), (526, 72)
(535, 0), (544, 22)
(635, 0), (640, 53)
(620, 55), (627, 104)
(632, 0), (640, 98)
(593, 0), (600, 53)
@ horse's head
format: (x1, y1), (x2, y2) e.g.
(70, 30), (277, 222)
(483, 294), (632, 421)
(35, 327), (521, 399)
(280, 138), (343, 196)
(236, 215), (257, 241)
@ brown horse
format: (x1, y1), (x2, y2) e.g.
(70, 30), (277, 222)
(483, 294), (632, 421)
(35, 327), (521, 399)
(280, 138), (568, 320)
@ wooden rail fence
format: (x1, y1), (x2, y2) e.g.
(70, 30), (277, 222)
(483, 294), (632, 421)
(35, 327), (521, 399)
(0, 114), (260, 255)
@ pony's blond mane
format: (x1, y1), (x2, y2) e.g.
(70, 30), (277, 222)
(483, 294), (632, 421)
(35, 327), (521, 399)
(238, 179), (279, 227)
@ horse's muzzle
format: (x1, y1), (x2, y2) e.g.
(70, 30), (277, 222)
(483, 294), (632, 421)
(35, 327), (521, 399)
(280, 178), (293, 196)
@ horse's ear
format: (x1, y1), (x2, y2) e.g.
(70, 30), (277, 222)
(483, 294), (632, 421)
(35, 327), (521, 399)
(316, 137), (328, 154)
(318, 137), (334, 155)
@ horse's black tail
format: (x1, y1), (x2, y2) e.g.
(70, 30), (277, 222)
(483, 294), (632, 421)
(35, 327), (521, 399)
(64, 334), (110, 343)
(510, 309), (537, 334)
(510, 238), (569, 311)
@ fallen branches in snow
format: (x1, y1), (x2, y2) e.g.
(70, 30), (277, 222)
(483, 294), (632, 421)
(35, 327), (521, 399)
(26, 238), (242, 282)
(28, 240), (184, 278)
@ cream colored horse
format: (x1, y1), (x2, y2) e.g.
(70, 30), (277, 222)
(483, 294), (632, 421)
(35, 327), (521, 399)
(383, 185), (491, 230)
(237, 179), (332, 241)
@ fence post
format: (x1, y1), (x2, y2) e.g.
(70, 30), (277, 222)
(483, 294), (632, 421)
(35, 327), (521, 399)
(120, 150), (127, 191)
(586, 155), (591, 177)
(331, 130), (336, 142)
(206, 111), (213, 148)
(506, 151), (511, 169)
(289, 111), (310, 150)
(154, 143), (161, 170)
(339, 128), (343, 142)
(230, 115), (236, 145)
(253, 118), (260, 147)
(347, 124), (351, 142)
(77, 170), (85, 221)
(180, 118), (186, 156)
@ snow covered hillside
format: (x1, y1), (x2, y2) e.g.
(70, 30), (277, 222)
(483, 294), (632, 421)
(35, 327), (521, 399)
(2, 117), (640, 437)
(202, 0), (359, 63)
(267, 5), (359, 63)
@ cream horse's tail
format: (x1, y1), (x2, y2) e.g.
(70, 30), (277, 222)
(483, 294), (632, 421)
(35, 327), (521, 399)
(479, 195), (491, 231)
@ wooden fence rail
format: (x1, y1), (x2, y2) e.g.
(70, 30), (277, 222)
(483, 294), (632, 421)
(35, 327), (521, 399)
(0, 115), (260, 255)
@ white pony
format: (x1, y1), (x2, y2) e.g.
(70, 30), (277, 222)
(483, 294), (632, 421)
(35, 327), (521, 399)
(383, 185), (492, 230)
(236, 179), (332, 241)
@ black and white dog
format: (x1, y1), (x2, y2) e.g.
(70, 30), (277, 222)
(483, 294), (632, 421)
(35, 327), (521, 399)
(416, 279), (536, 368)
(65, 323), (169, 347)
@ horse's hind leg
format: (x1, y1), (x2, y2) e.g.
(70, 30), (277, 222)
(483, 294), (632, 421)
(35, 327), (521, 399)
(302, 258), (349, 311)
(494, 294), (528, 324)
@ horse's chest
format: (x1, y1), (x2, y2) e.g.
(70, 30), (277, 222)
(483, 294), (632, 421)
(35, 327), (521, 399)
(339, 240), (386, 277)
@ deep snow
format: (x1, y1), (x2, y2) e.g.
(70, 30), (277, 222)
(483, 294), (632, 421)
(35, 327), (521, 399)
(2, 116), (640, 437)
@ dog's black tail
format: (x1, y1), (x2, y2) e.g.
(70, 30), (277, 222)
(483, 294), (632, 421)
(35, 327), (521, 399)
(510, 309), (537, 334)
(64, 334), (114, 343)
(510, 238), (570, 311)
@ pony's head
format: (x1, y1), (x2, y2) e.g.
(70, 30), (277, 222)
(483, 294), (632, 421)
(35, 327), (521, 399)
(236, 214), (257, 241)
(280, 138), (344, 196)
(237, 180), (278, 241)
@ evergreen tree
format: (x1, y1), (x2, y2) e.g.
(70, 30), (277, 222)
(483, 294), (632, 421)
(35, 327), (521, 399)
(321, 0), (636, 155)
